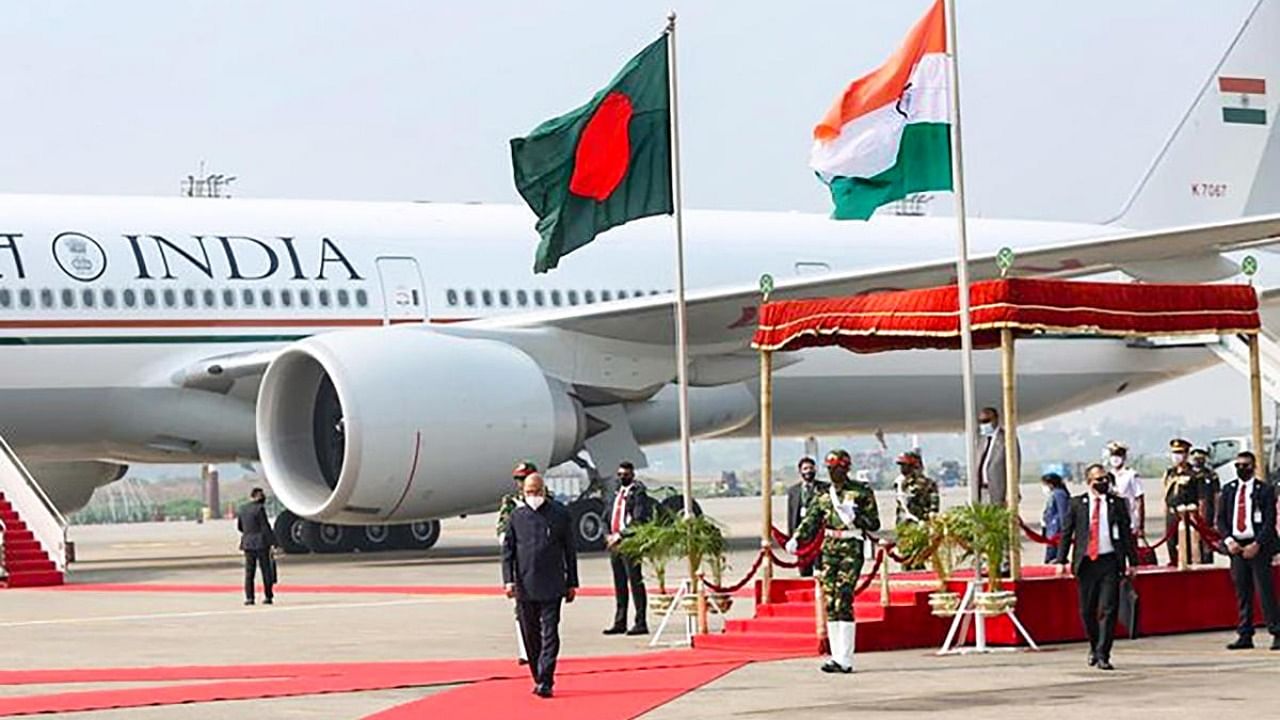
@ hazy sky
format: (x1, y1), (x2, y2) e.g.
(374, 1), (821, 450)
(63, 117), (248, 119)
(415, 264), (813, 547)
(0, 0), (1265, 425)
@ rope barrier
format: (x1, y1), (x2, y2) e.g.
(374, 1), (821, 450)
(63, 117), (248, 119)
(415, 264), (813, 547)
(769, 525), (824, 561)
(1186, 511), (1227, 554)
(849, 547), (887, 597)
(1017, 518), (1060, 546)
(699, 548), (767, 595)
(1145, 518), (1180, 551)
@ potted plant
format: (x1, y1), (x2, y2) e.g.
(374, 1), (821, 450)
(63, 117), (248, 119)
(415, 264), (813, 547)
(618, 511), (733, 615)
(901, 510), (963, 617)
(954, 503), (1016, 615)
(682, 514), (733, 613)
(617, 519), (680, 611)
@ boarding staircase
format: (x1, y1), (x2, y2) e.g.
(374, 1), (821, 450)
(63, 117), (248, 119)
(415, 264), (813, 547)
(1207, 331), (1280, 403)
(0, 435), (67, 587)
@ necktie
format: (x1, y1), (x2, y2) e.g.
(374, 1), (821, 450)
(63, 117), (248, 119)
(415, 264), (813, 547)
(611, 491), (627, 534)
(1236, 483), (1248, 535)
(1088, 497), (1100, 561)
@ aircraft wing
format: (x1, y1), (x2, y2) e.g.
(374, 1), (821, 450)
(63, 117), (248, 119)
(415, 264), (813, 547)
(462, 213), (1280, 350)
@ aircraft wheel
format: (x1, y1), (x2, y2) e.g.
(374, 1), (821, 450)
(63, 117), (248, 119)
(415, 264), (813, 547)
(274, 510), (310, 554)
(354, 523), (395, 552)
(300, 520), (355, 554)
(390, 520), (441, 551)
(568, 498), (607, 552)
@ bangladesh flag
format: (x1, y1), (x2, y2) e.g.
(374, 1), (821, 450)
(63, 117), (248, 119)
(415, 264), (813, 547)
(511, 35), (673, 273)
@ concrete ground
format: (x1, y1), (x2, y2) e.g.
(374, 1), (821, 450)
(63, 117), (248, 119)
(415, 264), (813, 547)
(0, 489), (1255, 718)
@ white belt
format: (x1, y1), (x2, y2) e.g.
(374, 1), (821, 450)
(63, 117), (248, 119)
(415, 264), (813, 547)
(826, 529), (860, 540)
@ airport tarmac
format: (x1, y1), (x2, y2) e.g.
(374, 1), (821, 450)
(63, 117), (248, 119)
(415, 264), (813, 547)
(0, 489), (1262, 719)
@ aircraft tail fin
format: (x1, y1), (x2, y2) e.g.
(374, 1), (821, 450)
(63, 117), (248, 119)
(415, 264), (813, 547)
(1113, 0), (1280, 228)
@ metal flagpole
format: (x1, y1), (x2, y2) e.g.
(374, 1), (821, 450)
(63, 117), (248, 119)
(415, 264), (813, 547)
(943, 0), (980, 505)
(666, 11), (705, 633)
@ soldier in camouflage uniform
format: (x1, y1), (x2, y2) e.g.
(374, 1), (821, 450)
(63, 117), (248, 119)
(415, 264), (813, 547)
(893, 451), (939, 571)
(1190, 447), (1219, 565)
(788, 449), (881, 674)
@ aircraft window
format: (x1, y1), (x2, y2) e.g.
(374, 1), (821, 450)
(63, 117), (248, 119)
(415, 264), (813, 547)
(39, 289), (53, 308)
(601, 290), (612, 302)
(60, 288), (75, 308)
(337, 289), (350, 307)
(650, 290), (660, 296)
(261, 289), (274, 307)
(550, 290), (562, 306)
(81, 289), (95, 308)
(281, 290), (293, 308)
(102, 289), (116, 308)
(123, 289), (137, 308)
(0, 289), (9, 308)
(355, 288), (368, 307)
(567, 290), (579, 305)
(633, 289), (644, 297)
(464, 289), (476, 307)
(516, 289), (528, 307)
(182, 289), (197, 307)
(533, 289), (545, 306)
(499, 289), (511, 307)
(299, 289), (312, 308)
(201, 289), (216, 308)
(222, 289), (236, 307)
(446, 289), (458, 306)
(318, 289), (331, 307)
(161, 289), (176, 307)
(481, 289), (493, 307)
(617, 290), (628, 299)
(241, 288), (255, 307)
(584, 290), (596, 304)
(18, 288), (32, 308)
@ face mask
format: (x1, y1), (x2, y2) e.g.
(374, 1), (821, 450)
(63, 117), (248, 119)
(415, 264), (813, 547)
(1236, 465), (1255, 481)
(1191, 457), (1206, 468)
(618, 475), (634, 486)
(1108, 456), (1124, 469)
(1171, 453), (1187, 465)
(979, 422), (996, 436)
(526, 495), (546, 510)
(1090, 480), (1109, 495)
(1040, 485), (1051, 497)
(800, 469), (816, 482)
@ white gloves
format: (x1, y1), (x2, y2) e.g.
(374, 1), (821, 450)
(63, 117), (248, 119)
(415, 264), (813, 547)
(785, 537), (799, 555)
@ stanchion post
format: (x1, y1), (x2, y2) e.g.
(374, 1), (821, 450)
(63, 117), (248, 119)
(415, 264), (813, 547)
(1177, 509), (1190, 571)
(814, 577), (826, 639)
(760, 350), (774, 603)
(1249, 333), (1266, 470)
(878, 544), (891, 607)
(1000, 329), (1022, 582)
(696, 573), (709, 635)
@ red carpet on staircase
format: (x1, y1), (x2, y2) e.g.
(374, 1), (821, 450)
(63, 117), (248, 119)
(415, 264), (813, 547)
(0, 492), (63, 588)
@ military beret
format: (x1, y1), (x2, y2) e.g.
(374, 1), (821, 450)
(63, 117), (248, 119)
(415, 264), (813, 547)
(512, 461), (539, 479)
(896, 452), (921, 467)
(824, 449), (852, 469)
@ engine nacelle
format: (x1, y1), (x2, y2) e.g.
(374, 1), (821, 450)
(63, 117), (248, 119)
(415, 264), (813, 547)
(256, 328), (584, 524)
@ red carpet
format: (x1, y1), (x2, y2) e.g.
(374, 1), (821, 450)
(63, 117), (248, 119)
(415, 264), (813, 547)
(0, 650), (780, 718)
(39, 582), (751, 598)
(365, 662), (745, 720)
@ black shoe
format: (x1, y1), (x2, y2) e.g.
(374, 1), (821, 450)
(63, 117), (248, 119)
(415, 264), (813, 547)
(1271, 637), (1280, 651)
(244, 600), (255, 606)
(1087, 652), (1097, 667)
(264, 598), (274, 605)
(1096, 660), (1114, 671)
(1227, 637), (1255, 650)
(534, 684), (553, 698)
(626, 625), (649, 636)
(820, 660), (842, 673)
(602, 625), (627, 635)
(518, 658), (529, 666)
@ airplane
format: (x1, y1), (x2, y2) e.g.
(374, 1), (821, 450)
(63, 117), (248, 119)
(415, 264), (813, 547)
(3, 0), (1280, 557)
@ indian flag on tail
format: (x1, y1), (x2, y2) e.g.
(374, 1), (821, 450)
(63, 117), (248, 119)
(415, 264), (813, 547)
(810, 0), (952, 220)
(1220, 76), (1267, 125)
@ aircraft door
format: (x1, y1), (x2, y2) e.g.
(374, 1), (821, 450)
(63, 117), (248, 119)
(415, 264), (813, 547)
(375, 257), (427, 325)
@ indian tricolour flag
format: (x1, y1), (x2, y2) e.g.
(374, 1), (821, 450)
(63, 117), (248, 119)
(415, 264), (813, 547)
(1219, 76), (1267, 125)
(810, 0), (952, 220)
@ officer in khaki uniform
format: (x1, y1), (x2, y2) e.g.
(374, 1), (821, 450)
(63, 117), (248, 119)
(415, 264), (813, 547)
(1190, 447), (1219, 564)
(1162, 439), (1202, 565)
(893, 451), (939, 571)
(788, 449), (881, 674)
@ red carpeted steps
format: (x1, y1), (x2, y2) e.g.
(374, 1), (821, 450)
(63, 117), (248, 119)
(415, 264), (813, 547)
(0, 493), (64, 588)
(695, 577), (951, 654)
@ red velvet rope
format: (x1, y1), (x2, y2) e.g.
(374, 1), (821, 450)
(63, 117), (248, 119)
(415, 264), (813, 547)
(849, 547), (887, 597)
(769, 525), (825, 561)
(1145, 518), (1180, 550)
(700, 549), (767, 595)
(1186, 511), (1227, 552)
(1018, 518), (1060, 546)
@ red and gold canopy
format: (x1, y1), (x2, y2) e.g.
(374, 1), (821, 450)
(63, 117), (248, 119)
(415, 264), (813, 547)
(752, 278), (1260, 353)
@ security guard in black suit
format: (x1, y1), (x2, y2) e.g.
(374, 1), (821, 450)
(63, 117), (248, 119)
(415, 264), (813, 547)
(786, 457), (827, 577)
(236, 487), (277, 606)
(1216, 451), (1280, 651)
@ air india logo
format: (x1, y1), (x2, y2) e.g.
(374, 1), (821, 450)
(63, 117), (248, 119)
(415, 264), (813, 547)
(52, 231), (107, 282)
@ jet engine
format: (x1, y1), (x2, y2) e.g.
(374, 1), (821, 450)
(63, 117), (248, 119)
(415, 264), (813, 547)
(255, 327), (584, 524)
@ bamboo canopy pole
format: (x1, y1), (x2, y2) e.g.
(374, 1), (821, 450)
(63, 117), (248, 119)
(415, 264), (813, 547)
(760, 350), (774, 602)
(1250, 333), (1266, 469)
(1000, 329), (1022, 582)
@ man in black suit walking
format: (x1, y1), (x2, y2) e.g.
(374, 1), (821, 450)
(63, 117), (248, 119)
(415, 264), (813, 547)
(236, 487), (277, 606)
(786, 457), (826, 578)
(603, 461), (652, 636)
(1215, 451), (1280, 651)
(502, 473), (579, 698)
(1055, 464), (1138, 670)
